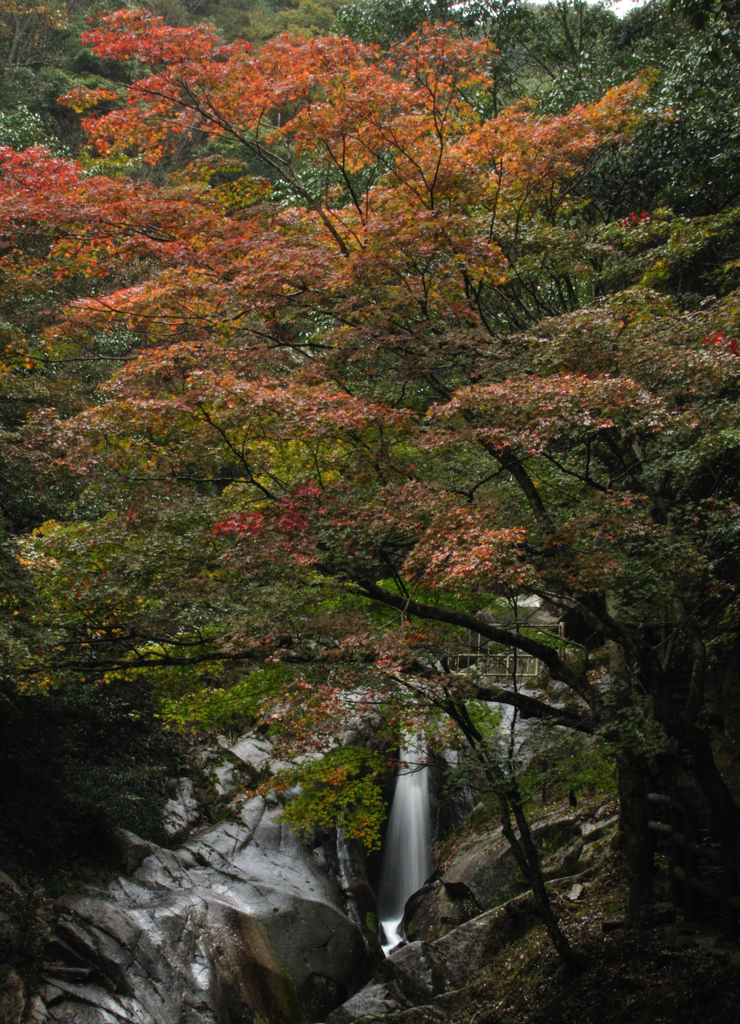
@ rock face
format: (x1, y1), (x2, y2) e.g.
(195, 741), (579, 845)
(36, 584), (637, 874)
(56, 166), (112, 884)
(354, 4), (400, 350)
(323, 798), (619, 1024)
(162, 777), (202, 839)
(25, 727), (615, 1024)
(326, 893), (541, 1024)
(221, 736), (285, 775)
(406, 800), (617, 942)
(35, 796), (371, 1024)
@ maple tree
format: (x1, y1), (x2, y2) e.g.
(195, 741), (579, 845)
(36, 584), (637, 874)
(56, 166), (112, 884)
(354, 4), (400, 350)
(4, 7), (740, 954)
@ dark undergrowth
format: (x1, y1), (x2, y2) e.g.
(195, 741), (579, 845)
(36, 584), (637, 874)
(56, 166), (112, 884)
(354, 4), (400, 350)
(0, 677), (187, 886)
(451, 865), (740, 1024)
(0, 677), (193, 1002)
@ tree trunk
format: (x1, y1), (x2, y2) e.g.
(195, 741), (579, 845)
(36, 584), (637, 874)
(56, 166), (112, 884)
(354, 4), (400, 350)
(504, 788), (579, 971)
(448, 701), (578, 969)
(607, 594), (654, 928)
(616, 751), (653, 930)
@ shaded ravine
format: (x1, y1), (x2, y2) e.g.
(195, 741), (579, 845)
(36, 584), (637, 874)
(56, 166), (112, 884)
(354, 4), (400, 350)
(25, 730), (382, 1024)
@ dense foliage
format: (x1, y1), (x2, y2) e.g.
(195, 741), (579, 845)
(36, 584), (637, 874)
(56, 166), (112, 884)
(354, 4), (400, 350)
(3, 0), (740, 954)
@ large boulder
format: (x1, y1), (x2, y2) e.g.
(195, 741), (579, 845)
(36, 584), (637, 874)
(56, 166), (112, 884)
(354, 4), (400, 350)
(406, 801), (617, 942)
(220, 735), (281, 775)
(325, 983), (401, 1024)
(35, 797), (370, 1024)
(326, 893), (541, 1024)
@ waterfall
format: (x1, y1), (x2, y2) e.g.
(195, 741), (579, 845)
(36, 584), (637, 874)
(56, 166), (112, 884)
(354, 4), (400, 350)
(376, 742), (433, 954)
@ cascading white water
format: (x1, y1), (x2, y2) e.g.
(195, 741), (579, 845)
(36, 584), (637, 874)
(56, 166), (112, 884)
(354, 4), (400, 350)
(376, 742), (433, 954)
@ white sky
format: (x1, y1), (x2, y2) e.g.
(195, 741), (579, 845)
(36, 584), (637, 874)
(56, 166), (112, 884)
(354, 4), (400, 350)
(608, 0), (648, 17)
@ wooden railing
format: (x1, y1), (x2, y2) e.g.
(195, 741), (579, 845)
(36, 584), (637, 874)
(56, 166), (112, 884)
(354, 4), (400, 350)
(647, 791), (739, 939)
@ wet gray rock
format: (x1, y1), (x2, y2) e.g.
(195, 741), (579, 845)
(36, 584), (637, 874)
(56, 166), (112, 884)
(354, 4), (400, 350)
(221, 734), (274, 772)
(34, 797), (369, 1024)
(336, 832), (384, 963)
(162, 777), (201, 839)
(442, 810), (580, 903)
(375, 942), (442, 1003)
(327, 893), (539, 1024)
(111, 828), (153, 875)
(220, 735), (292, 777)
(429, 897), (535, 991)
(325, 982), (401, 1024)
(212, 763), (235, 798)
(406, 801), (617, 943)
(541, 833), (585, 880)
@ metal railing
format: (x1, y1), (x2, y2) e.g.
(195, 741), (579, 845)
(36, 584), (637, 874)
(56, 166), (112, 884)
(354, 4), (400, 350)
(446, 650), (543, 679)
(447, 622), (564, 680)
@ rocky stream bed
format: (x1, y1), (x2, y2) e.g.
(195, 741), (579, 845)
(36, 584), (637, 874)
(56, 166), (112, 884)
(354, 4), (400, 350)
(0, 729), (624, 1024)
